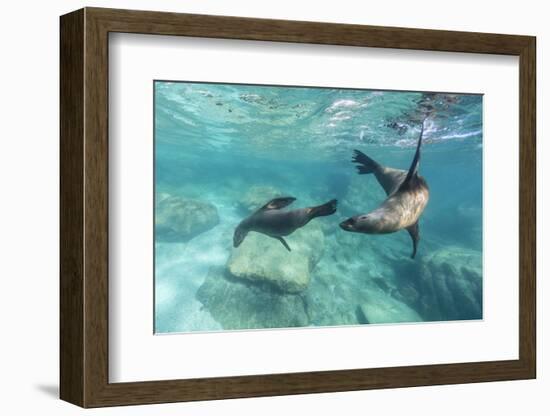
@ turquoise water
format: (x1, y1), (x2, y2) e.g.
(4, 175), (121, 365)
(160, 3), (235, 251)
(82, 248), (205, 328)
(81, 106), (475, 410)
(154, 81), (483, 333)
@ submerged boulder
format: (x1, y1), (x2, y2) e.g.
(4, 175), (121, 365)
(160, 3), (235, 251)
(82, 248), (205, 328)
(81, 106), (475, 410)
(358, 292), (422, 324)
(155, 195), (219, 243)
(227, 222), (324, 293)
(419, 246), (482, 321)
(305, 268), (365, 327)
(196, 267), (309, 330)
(237, 185), (282, 213)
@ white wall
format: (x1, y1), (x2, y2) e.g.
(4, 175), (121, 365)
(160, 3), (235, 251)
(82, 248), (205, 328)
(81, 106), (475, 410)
(0, 0), (545, 414)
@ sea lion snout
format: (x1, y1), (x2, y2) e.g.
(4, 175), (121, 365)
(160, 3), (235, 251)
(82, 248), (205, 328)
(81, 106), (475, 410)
(339, 217), (356, 231)
(340, 215), (377, 233)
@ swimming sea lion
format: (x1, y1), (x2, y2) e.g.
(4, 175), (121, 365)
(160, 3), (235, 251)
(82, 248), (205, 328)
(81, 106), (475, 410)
(339, 121), (429, 258)
(233, 197), (337, 251)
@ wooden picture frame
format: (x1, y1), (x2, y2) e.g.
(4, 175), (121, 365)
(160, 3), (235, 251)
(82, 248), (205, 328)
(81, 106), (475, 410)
(60, 7), (536, 408)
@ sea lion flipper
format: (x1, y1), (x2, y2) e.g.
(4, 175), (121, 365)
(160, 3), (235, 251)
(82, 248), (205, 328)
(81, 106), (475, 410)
(308, 199), (338, 219)
(275, 236), (291, 252)
(352, 150), (405, 195)
(398, 119), (426, 192)
(352, 150), (381, 174)
(406, 222), (420, 259)
(261, 197), (296, 211)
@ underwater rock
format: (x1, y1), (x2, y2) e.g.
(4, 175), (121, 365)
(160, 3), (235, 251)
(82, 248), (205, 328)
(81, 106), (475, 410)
(305, 268), (365, 327)
(155, 195), (219, 243)
(196, 267), (309, 330)
(237, 185), (283, 213)
(358, 292), (422, 324)
(227, 222), (324, 293)
(418, 246), (482, 321)
(392, 283), (420, 306)
(302, 225), (413, 327)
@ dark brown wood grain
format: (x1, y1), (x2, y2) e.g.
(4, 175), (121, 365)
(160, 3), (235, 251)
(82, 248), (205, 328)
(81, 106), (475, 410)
(518, 37), (537, 375)
(60, 7), (537, 408)
(59, 8), (85, 406)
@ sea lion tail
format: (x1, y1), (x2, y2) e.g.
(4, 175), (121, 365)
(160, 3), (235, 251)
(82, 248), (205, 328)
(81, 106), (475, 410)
(352, 150), (380, 175)
(309, 199), (338, 218)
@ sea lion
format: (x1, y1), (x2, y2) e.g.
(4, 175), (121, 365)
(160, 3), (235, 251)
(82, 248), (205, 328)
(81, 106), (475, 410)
(233, 197), (337, 251)
(339, 121), (429, 258)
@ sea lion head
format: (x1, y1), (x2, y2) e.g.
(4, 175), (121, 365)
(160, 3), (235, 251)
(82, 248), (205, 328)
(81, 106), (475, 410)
(339, 213), (380, 234)
(233, 225), (249, 248)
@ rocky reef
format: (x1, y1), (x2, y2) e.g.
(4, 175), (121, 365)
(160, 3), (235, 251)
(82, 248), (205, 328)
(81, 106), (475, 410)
(155, 194), (220, 243)
(380, 244), (482, 322)
(358, 292), (422, 324)
(192, 195), (483, 330)
(196, 267), (309, 329)
(227, 222), (324, 293)
(418, 247), (482, 321)
(195, 218), (328, 329)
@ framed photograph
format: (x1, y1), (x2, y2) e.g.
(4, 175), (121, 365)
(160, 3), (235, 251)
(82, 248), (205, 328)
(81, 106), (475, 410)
(60, 7), (536, 408)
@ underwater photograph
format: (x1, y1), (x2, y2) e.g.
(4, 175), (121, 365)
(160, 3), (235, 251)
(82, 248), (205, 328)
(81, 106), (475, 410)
(154, 81), (483, 334)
